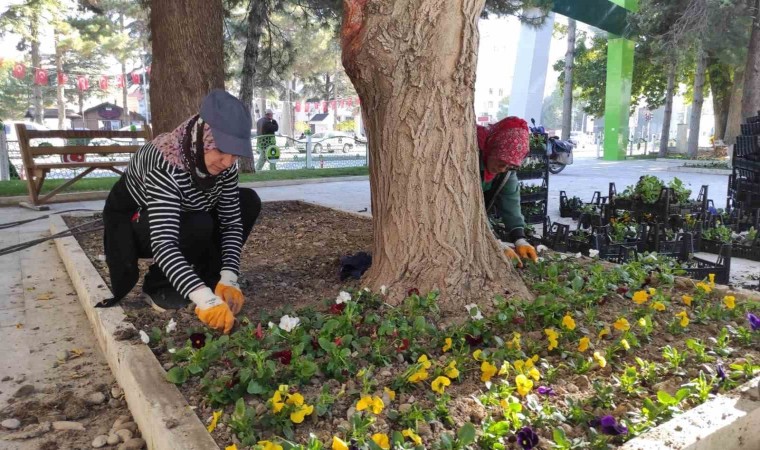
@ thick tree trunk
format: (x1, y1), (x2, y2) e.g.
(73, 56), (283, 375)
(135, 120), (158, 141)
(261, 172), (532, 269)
(707, 58), (732, 142)
(725, 67), (745, 146)
(659, 62), (677, 157)
(149, 0), (225, 135)
(31, 16), (43, 125)
(561, 19), (576, 141)
(341, 0), (531, 313)
(742, 0), (760, 120)
(238, 0), (268, 173)
(54, 34), (66, 130)
(687, 45), (707, 159)
(120, 14), (130, 128)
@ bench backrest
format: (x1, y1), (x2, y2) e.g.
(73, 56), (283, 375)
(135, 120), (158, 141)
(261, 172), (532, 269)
(15, 124), (153, 168)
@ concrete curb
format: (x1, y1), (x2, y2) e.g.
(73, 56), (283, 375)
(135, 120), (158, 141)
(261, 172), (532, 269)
(239, 174), (368, 188)
(0, 190), (109, 206)
(50, 215), (219, 450)
(667, 166), (733, 175)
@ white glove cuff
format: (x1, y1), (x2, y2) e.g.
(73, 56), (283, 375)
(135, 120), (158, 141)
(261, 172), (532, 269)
(189, 287), (223, 310)
(515, 238), (530, 248)
(219, 270), (239, 288)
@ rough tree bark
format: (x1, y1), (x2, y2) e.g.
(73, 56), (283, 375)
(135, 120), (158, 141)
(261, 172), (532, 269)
(149, 0), (225, 135)
(742, 0), (760, 120)
(687, 44), (707, 159)
(724, 67), (744, 146)
(238, 0), (269, 173)
(341, 0), (532, 314)
(120, 13), (130, 127)
(659, 61), (677, 157)
(31, 14), (43, 124)
(54, 33), (66, 130)
(707, 58), (731, 142)
(561, 19), (576, 141)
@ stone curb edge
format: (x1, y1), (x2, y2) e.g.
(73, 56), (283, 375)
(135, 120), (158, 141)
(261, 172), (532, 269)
(50, 215), (219, 450)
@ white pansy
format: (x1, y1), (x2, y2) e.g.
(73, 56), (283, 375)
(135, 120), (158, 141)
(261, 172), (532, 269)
(268, 321), (276, 329)
(380, 285), (388, 295)
(464, 303), (484, 320)
(278, 315), (301, 333)
(536, 245), (549, 254)
(336, 291), (352, 304)
(588, 249), (600, 258)
(168, 348), (176, 354)
(139, 330), (150, 344)
(574, 252), (583, 258)
(165, 318), (177, 334)
(363, 287), (370, 292)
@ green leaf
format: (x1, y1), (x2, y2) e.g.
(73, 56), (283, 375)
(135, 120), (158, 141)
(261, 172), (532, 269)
(413, 316), (427, 331)
(318, 337), (335, 352)
(439, 433), (454, 449)
(457, 422), (476, 445)
(298, 360), (318, 378)
(656, 390), (675, 405)
(247, 380), (265, 395)
(571, 276), (584, 292)
(165, 366), (188, 384)
(187, 363), (203, 375)
(367, 440), (383, 450)
(486, 420), (511, 436)
(553, 427), (571, 446)
(548, 264), (559, 278)
(674, 388), (691, 402)
(392, 431), (404, 445)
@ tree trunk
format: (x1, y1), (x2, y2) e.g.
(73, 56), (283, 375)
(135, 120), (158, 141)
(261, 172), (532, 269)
(31, 15), (43, 124)
(707, 58), (732, 142)
(120, 14), (130, 128)
(561, 19), (576, 141)
(341, 0), (531, 313)
(54, 32), (66, 130)
(725, 67), (745, 146)
(742, 0), (760, 120)
(659, 61), (677, 157)
(149, 0), (225, 135)
(238, 0), (268, 173)
(687, 45), (707, 159)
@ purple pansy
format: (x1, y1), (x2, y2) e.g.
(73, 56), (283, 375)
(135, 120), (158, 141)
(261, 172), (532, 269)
(717, 363), (727, 381)
(748, 313), (760, 332)
(595, 415), (628, 436)
(516, 426), (539, 450)
(536, 386), (556, 396)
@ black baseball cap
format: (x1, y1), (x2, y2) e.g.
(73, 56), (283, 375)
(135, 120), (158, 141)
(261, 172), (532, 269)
(199, 89), (253, 158)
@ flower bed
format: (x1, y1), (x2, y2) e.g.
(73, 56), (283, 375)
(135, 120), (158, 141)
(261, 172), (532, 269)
(64, 205), (760, 450)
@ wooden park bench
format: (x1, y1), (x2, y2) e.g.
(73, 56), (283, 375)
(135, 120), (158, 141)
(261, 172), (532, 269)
(15, 124), (152, 210)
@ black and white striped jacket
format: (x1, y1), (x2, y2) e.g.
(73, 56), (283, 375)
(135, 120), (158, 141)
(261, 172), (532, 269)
(124, 143), (243, 297)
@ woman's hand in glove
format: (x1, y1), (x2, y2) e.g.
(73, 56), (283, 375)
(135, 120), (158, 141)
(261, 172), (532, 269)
(503, 246), (523, 268)
(214, 270), (244, 315)
(515, 239), (539, 263)
(190, 287), (235, 334)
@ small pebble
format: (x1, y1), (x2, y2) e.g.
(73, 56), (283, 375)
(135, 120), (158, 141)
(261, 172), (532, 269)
(92, 435), (108, 448)
(113, 415), (131, 428)
(1, 418), (21, 430)
(111, 387), (123, 398)
(52, 421), (85, 431)
(56, 350), (70, 361)
(118, 437), (146, 450)
(162, 362), (174, 371)
(1, 376), (11, 382)
(12, 384), (35, 398)
(107, 433), (120, 445)
(14, 374), (26, 383)
(115, 428), (133, 442)
(114, 421), (137, 433)
(86, 392), (107, 405)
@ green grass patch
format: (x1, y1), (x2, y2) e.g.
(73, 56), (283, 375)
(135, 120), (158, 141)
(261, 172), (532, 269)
(0, 166), (369, 197)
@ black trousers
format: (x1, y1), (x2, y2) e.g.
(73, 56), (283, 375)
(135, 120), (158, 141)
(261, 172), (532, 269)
(102, 176), (261, 303)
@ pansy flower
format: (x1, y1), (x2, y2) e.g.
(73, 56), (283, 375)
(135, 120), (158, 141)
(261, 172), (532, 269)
(748, 313), (760, 331)
(562, 313), (576, 330)
(371, 433), (390, 450)
(632, 290), (649, 305)
(536, 386), (556, 396)
(481, 360), (498, 382)
(675, 311), (689, 327)
(257, 441), (283, 450)
(515, 374), (533, 396)
(402, 429), (423, 445)
(682, 295), (693, 307)
(442, 337), (452, 353)
(445, 360), (459, 379)
(190, 332), (206, 349)
(613, 318), (630, 331)
(594, 415), (628, 435)
(516, 426), (539, 449)
(578, 336), (590, 352)
(431, 376), (451, 394)
(593, 351), (607, 368)
(723, 295), (736, 310)
(356, 395), (384, 414)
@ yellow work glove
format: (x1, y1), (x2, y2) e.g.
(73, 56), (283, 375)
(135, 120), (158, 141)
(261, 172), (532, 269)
(214, 270), (244, 315)
(515, 239), (539, 263)
(503, 246), (523, 268)
(190, 287), (235, 334)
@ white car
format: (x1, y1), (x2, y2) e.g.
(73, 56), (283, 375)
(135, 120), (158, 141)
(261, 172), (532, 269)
(296, 131), (355, 153)
(3, 121), (66, 147)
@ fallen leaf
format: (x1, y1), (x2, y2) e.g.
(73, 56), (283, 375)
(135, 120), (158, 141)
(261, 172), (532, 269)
(70, 372), (87, 379)
(207, 410), (222, 433)
(36, 293), (53, 301)
(15, 323), (23, 329)
(69, 349), (84, 358)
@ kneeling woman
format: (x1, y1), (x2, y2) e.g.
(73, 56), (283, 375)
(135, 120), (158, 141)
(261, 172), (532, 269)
(102, 89), (261, 334)
(477, 116), (538, 267)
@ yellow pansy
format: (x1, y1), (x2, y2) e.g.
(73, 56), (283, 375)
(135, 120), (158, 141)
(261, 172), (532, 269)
(648, 288), (657, 296)
(525, 356), (538, 369)
(286, 392), (305, 406)
(271, 390), (285, 413)
(498, 361), (510, 376)
(638, 317), (647, 327)
(696, 282), (712, 294)
(418, 354), (432, 369)
(562, 314), (576, 330)
(431, 376), (451, 394)
(620, 339), (630, 351)
(408, 369), (428, 383)
(598, 327), (610, 339)
(513, 359), (525, 372)
(528, 367), (541, 381)
(507, 332), (522, 350)
(723, 295), (736, 310)
(225, 445), (238, 450)
(578, 336), (590, 352)
(682, 295), (693, 306)
(613, 318), (630, 331)
(473, 349), (483, 361)
(356, 395), (384, 414)
(445, 361), (460, 379)
(709, 273), (716, 287)
(481, 360), (498, 382)
(675, 310), (689, 327)
(290, 403), (313, 423)
(207, 410), (222, 433)
(632, 290), (649, 304)
(442, 337), (452, 352)
(384, 387), (396, 401)
(332, 437), (348, 450)
(651, 301), (666, 312)
(593, 351), (607, 368)
(515, 374), (533, 397)
(257, 441), (284, 450)
(545, 328), (559, 351)
(402, 428), (423, 445)
(371, 433), (390, 450)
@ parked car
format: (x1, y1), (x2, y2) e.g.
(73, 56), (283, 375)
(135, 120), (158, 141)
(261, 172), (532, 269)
(3, 121), (66, 147)
(296, 131), (355, 153)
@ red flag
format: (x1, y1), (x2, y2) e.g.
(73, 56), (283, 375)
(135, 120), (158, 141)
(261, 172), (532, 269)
(330, 100), (336, 109)
(339, 100), (345, 108)
(34, 68), (48, 85)
(99, 75), (109, 90)
(320, 101), (327, 112)
(130, 72), (140, 84)
(295, 101), (301, 112)
(76, 75), (89, 91)
(57, 71), (67, 85)
(347, 97), (353, 107)
(116, 74), (125, 88)
(12, 63), (25, 79)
